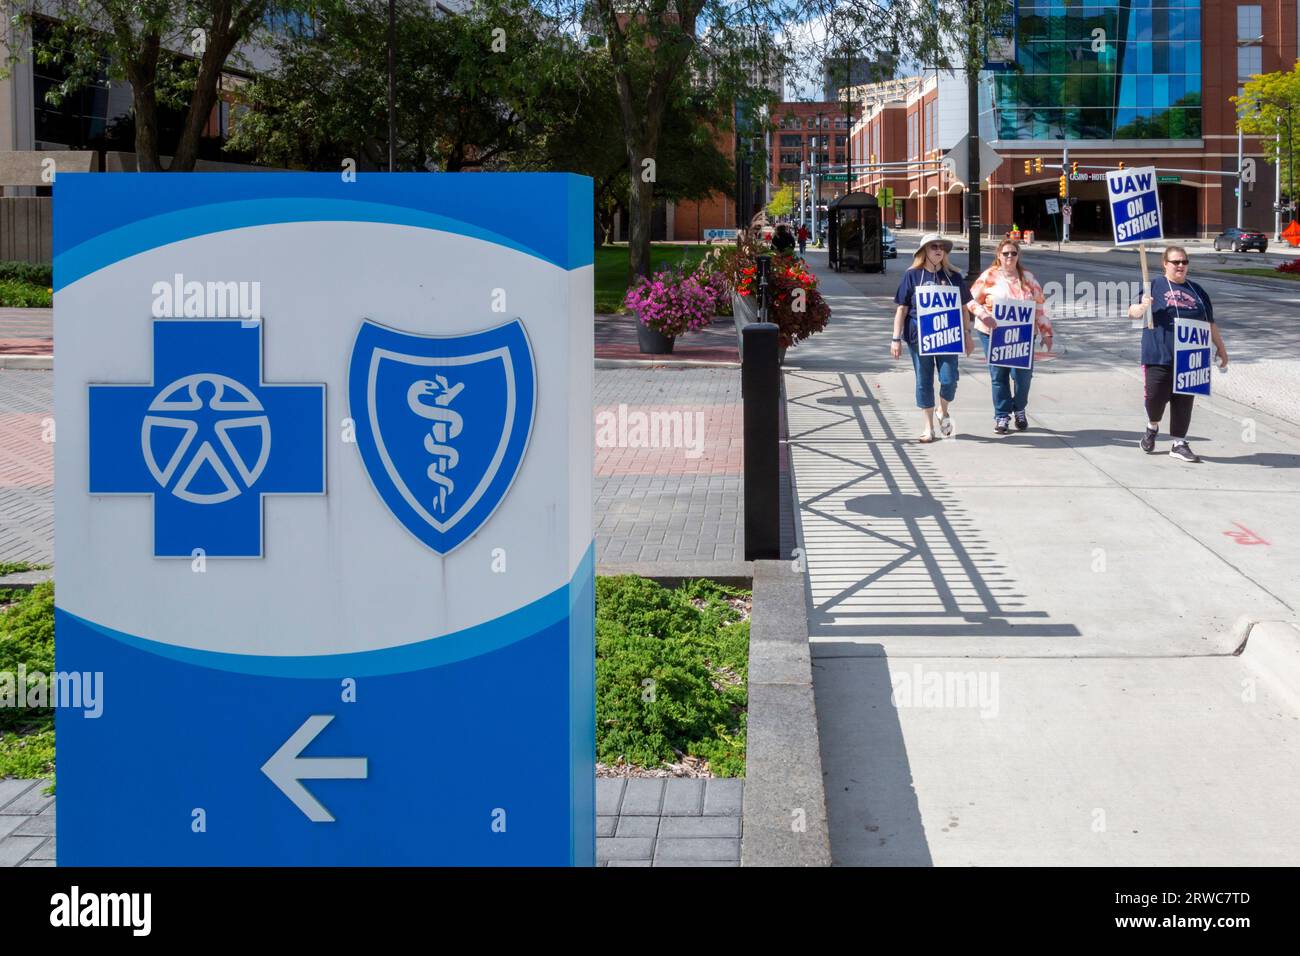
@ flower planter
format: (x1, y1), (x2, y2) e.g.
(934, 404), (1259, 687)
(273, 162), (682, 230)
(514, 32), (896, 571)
(636, 322), (675, 354)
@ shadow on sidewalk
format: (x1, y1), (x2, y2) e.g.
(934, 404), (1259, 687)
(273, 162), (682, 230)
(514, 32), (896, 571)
(811, 649), (934, 866)
(787, 369), (1081, 641)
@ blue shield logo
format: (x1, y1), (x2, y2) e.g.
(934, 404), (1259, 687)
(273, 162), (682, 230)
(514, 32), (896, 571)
(349, 319), (536, 554)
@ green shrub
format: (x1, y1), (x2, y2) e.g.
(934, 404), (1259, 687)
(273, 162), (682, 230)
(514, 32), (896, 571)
(596, 576), (748, 777)
(0, 261), (53, 285)
(0, 582), (54, 732)
(0, 278), (52, 308)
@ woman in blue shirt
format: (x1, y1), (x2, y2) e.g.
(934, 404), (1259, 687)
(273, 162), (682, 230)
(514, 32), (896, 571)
(891, 234), (974, 442)
(1126, 246), (1229, 463)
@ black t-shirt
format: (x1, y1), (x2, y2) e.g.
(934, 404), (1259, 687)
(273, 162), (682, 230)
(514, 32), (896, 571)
(1136, 277), (1213, 366)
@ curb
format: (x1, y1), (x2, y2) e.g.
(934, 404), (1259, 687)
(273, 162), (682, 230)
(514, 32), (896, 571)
(0, 569), (53, 590)
(0, 355), (52, 370)
(740, 559), (832, 866)
(594, 358), (740, 370)
(597, 562), (753, 588)
(1237, 618), (1300, 711)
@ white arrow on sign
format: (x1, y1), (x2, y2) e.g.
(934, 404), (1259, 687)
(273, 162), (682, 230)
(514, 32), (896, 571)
(262, 715), (368, 823)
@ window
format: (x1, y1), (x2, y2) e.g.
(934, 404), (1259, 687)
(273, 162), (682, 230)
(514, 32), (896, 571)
(1237, 45), (1261, 81)
(780, 134), (802, 147)
(1236, 5), (1262, 42)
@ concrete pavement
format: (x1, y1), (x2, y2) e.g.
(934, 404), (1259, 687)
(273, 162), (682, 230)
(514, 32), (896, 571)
(791, 248), (1300, 865)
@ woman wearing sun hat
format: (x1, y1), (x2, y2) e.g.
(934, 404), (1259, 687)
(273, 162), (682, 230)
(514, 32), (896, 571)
(890, 233), (974, 442)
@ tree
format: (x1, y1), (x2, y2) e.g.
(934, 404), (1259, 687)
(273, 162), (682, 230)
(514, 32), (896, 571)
(227, 0), (577, 172)
(6, 0), (312, 171)
(1235, 63), (1300, 212)
(766, 184), (794, 218)
(538, 0), (788, 280)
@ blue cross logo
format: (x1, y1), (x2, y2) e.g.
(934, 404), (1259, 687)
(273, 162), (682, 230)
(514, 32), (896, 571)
(89, 320), (326, 558)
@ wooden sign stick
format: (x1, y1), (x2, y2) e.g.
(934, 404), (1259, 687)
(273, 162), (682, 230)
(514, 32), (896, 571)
(1139, 241), (1153, 329)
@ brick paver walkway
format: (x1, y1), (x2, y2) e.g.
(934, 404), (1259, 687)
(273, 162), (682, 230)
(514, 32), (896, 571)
(596, 778), (742, 866)
(0, 779), (55, 867)
(0, 370), (53, 564)
(594, 368), (743, 565)
(0, 308), (52, 356)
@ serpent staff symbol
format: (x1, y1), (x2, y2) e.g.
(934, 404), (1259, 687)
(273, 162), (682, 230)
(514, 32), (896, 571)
(407, 376), (465, 514)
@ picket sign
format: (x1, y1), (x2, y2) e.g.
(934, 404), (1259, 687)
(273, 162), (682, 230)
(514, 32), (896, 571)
(987, 297), (1036, 370)
(1173, 317), (1213, 396)
(915, 284), (965, 356)
(1106, 166), (1163, 330)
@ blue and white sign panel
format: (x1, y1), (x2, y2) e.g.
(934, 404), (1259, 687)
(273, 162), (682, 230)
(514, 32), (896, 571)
(915, 284), (965, 355)
(1106, 165), (1163, 246)
(54, 173), (595, 865)
(1174, 317), (1213, 396)
(987, 298), (1035, 370)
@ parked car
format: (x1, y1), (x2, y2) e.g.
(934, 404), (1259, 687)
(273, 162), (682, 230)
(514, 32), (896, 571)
(1213, 227), (1268, 252)
(882, 226), (897, 259)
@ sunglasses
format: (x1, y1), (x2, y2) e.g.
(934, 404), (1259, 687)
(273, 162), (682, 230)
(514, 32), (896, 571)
(1166, 259), (1189, 266)
(1000, 250), (1019, 257)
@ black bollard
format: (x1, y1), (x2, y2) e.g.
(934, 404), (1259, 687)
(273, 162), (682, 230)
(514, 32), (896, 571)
(742, 322), (780, 561)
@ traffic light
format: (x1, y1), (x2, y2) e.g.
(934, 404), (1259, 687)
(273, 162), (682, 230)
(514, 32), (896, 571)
(1071, 161), (1078, 175)
(1024, 159), (1031, 175)
(1058, 175), (1068, 198)
(1034, 157), (1043, 173)
(1117, 160), (1125, 170)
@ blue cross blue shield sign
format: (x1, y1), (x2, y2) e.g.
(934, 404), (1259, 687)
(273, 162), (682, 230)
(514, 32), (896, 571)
(88, 319), (325, 557)
(53, 172), (595, 866)
(349, 319), (535, 555)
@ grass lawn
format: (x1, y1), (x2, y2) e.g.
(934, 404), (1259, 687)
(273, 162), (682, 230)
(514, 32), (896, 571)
(1215, 268), (1300, 281)
(594, 243), (712, 314)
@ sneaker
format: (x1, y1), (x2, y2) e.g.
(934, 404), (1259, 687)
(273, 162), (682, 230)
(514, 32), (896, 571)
(994, 416), (1009, 434)
(1014, 410), (1028, 431)
(1140, 426), (1157, 453)
(1169, 441), (1200, 463)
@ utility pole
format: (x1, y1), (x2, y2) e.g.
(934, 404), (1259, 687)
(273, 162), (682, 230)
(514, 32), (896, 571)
(845, 43), (854, 195)
(1276, 117), (1283, 240)
(1237, 124), (1244, 229)
(1061, 145), (1070, 243)
(965, 0), (983, 278)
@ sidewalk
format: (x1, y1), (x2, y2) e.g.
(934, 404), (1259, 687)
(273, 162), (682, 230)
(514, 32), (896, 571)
(787, 249), (1300, 864)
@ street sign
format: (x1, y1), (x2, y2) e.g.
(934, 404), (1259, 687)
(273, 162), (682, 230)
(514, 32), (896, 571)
(876, 186), (894, 207)
(1062, 205), (1072, 220)
(1045, 198), (1060, 215)
(940, 135), (1005, 185)
(1158, 175), (1181, 184)
(822, 174), (850, 182)
(704, 228), (738, 241)
(54, 173), (596, 865)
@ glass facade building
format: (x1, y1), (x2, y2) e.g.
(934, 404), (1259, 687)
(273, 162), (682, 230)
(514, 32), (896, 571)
(994, 0), (1203, 140)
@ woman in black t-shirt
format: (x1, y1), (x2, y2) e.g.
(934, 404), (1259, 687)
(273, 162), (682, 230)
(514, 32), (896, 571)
(1127, 245), (1229, 463)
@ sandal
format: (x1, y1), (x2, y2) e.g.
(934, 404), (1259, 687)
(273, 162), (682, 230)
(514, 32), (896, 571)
(938, 414), (954, 437)
(918, 429), (936, 443)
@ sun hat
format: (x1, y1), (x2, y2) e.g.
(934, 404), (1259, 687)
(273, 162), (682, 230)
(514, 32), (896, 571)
(916, 232), (953, 254)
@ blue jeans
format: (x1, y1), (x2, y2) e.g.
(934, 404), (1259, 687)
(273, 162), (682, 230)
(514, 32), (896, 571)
(906, 341), (959, 410)
(977, 331), (1033, 417)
